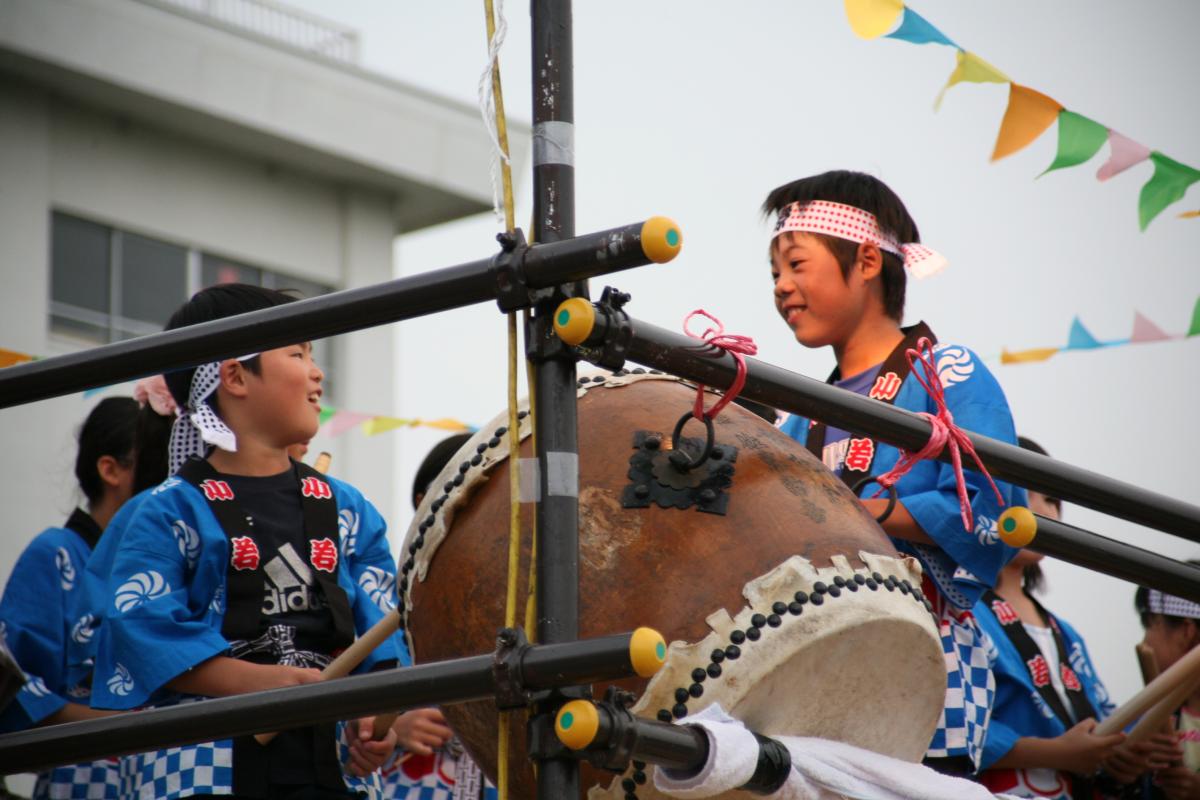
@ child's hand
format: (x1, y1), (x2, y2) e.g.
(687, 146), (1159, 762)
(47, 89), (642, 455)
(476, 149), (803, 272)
(252, 664), (322, 693)
(1155, 763), (1200, 800)
(345, 716), (398, 777)
(1103, 732), (1183, 784)
(1049, 719), (1125, 775)
(392, 708), (453, 756)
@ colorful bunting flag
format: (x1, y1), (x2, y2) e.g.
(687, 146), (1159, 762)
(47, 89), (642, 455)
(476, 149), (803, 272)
(884, 7), (956, 47)
(1189, 296), (1200, 338)
(324, 410), (375, 437)
(1130, 311), (1171, 343)
(852, 3), (1198, 228)
(843, 0), (904, 39)
(362, 417), (416, 437)
(935, 50), (1009, 110)
(1000, 347), (1059, 365)
(0, 348), (35, 369)
(1139, 152), (1200, 230)
(1041, 110), (1108, 176)
(991, 84), (1062, 162)
(1096, 130), (1151, 182)
(1065, 316), (1103, 350)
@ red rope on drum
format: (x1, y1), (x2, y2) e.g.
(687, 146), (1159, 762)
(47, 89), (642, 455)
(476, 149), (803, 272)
(872, 337), (1005, 532)
(682, 310), (758, 421)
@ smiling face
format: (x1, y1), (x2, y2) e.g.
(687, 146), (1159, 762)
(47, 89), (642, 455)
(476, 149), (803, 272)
(770, 232), (874, 350)
(241, 343), (324, 449)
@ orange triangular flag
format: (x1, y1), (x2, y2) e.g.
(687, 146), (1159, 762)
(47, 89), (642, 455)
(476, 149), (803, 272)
(1000, 347), (1059, 364)
(991, 84), (1063, 162)
(0, 348), (35, 369)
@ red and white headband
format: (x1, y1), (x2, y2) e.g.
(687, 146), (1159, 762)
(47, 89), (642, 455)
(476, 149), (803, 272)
(772, 200), (947, 279)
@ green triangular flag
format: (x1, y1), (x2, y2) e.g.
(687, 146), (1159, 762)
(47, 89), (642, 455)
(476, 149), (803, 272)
(1188, 295), (1200, 338)
(318, 405), (335, 426)
(1040, 110), (1108, 177)
(1140, 152), (1200, 230)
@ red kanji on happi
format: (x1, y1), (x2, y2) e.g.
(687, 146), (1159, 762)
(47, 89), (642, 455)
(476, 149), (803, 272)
(991, 599), (1020, 626)
(869, 371), (903, 402)
(1027, 655), (1051, 688)
(230, 536), (260, 571)
(300, 476), (332, 500)
(200, 479), (235, 502)
(310, 538), (338, 573)
(1061, 664), (1082, 692)
(844, 438), (875, 472)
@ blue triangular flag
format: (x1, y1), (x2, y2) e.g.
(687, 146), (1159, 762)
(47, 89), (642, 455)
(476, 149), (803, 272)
(1066, 317), (1102, 350)
(885, 7), (957, 47)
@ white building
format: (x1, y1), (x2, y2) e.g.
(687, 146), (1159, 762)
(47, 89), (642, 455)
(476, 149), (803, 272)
(0, 0), (527, 589)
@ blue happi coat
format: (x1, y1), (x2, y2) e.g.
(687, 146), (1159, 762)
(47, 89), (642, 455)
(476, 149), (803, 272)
(90, 473), (406, 798)
(778, 342), (1025, 608)
(975, 603), (1115, 771)
(74, 479), (411, 695)
(0, 517), (122, 798)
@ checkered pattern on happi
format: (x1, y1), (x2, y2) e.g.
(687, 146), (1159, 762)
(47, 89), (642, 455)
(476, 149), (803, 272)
(924, 595), (996, 768)
(377, 748), (498, 800)
(32, 759), (122, 800)
(120, 741), (233, 800)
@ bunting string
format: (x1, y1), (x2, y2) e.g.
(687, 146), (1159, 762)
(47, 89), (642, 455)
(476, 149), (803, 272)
(843, 0), (1200, 229)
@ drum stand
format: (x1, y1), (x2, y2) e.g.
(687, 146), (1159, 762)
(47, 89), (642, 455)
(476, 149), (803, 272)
(3, 0), (1200, 794)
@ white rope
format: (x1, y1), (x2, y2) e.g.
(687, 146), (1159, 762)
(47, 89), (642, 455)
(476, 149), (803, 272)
(476, 0), (511, 223)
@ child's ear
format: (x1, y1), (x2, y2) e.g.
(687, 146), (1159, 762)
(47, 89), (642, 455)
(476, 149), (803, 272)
(856, 242), (884, 280)
(219, 360), (250, 398)
(95, 454), (125, 489)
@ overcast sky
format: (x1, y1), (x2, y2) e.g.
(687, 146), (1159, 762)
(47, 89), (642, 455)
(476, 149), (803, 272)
(291, 0), (1200, 705)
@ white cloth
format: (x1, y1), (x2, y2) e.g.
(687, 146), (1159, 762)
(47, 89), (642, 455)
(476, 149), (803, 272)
(167, 355), (257, 476)
(1022, 623), (1076, 723)
(654, 704), (1022, 800)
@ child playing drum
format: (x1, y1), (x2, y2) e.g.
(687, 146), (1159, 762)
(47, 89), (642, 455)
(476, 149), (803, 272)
(768, 170), (1023, 775)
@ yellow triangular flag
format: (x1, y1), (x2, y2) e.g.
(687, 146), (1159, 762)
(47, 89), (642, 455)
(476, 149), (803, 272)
(362, 416), (415, 436)
(843, 0), (904, 39)
(1000, 347), (1060, 364)
(1179, 210), (1200, 219)
(424, 418), (472, 432)
(935, 50), (1010, 109)
(991, 84), (1063, 161)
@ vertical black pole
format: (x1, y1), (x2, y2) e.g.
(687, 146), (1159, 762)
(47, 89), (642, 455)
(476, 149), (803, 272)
(530, 0), (582, 798)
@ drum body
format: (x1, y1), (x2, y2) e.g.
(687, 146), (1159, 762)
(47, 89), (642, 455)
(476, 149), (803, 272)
(401, 373), (944, 799)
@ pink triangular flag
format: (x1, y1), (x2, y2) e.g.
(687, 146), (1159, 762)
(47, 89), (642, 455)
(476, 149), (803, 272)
(1130, 311), (1171, 343)
(324, 410), (374, 437)
(1096, 130), (1151, 181)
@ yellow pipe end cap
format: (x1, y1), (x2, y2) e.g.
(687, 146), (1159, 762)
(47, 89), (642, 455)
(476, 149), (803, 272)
(553, 298), (596, 347)
(630, 627), (667, 678)
(998, 506), (1038, 548)
(641, 217), (683, 264)
(555, 700), (600, 750)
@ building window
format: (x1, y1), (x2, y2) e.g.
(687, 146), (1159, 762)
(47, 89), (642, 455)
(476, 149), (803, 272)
(49, 211), (337, 393)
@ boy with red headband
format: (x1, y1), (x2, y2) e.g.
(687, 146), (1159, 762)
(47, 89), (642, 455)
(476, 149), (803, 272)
(768, 170), (1024, 775)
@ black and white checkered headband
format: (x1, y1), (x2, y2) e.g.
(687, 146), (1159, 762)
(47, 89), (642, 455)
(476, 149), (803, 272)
(167, 354), (258, 476)
(1148, 589), (1200, 620)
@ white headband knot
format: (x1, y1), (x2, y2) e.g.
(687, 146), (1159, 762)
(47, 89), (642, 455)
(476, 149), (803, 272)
(1148, 589), (1200, 620)
(167, 354), (258, 476)
(772, 200), (948, 279)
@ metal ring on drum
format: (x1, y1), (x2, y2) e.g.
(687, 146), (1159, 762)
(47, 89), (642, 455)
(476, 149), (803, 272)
(399, 370), (946, 799)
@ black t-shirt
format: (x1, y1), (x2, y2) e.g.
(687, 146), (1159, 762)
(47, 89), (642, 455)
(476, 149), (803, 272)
(218, 467), (339, 788)
(221, 468), (338, 656)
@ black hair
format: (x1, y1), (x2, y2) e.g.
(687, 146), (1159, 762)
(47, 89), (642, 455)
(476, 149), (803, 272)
(162, 284), (298, 411)
(1016, 435), (1055, 594)
(412, 433), (474, 509)
(132, 405), (174, 494)
(75, 397), (139, 504)
(763, 170), (918, 321)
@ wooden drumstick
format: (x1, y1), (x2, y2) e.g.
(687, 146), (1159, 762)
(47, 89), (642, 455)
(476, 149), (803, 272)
(254, 609), (401, 745)
(312, 451), (332, 474)
(1095, 644), (1200, 736)
(1137, 642), (1160, 685)
(1127, 671), (1200, 743)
